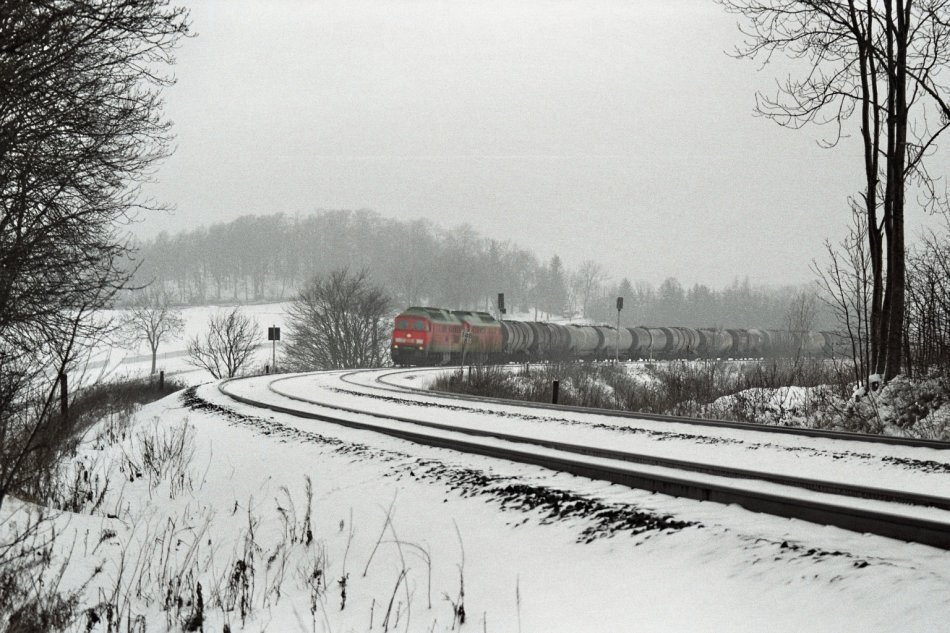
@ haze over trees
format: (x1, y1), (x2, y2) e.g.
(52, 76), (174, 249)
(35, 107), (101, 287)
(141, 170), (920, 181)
(130, 209), (826, 329)
(721, 0), (950, 379)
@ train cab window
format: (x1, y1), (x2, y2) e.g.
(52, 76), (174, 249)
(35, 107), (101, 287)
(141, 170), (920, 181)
(396, 319), (408, 330)
(413, 320), (426, 331)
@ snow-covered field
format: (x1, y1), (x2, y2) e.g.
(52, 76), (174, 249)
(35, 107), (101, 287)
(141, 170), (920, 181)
(6, 372), (950, 632)
(79, 302), (291, 385)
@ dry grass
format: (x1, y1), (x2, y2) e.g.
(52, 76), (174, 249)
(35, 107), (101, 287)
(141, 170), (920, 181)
(432, 359), (852, 422)
(3, 391), (464, 632)
(11, 374), (186, 508)
(1, 374), (187, 632)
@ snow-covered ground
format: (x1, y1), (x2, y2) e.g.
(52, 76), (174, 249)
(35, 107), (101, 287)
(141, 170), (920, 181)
(704, 376), (950, 441)
(7, 373), (950, 632)
(77, 302), (290, 385)
(13, 311), (950, 631)
(261, 368), (950, 501)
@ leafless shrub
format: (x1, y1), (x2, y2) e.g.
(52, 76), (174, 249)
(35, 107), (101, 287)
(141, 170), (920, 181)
(82, 510), (214, 632)
(284, 268), (391, 371)
(384, 540), (432, 610)
(814, 206), (874, 385)
(363, 496), (398, 578)
(297, 539), (328, 624)
(187, 307), (259, 379)
(132, 419), (196, 498)
(434, 359), (852, 424)
(905, 228), (950, 377)
(382, 569), (408, 632)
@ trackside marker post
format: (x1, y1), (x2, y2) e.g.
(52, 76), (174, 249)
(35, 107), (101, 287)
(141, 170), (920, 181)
(616, 296), (624, 363)
(552, 379), (559, 404)
(460, 329), (472, 375)
(268, 326), (281, 372)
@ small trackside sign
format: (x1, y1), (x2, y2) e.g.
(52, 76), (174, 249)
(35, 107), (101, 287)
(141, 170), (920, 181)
(268, 326), (281, 341)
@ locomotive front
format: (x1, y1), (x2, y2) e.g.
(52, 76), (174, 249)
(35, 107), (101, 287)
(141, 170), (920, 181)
(391, 310), (433, 365)
(391, 306), (469, 365)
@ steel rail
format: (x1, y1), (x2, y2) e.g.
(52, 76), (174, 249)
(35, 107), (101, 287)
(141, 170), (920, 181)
(218, 375), (950, 550)
(366, 366), (950, 451)
(303, 372), (950, 511)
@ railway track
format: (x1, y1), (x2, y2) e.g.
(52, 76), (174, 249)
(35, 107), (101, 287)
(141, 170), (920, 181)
(306, 371), (950, 510)
(219, 371), (950, 550)
(368, 365), (950, 451)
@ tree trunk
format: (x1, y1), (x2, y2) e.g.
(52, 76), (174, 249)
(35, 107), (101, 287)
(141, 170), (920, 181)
(883, 0), (909, 380)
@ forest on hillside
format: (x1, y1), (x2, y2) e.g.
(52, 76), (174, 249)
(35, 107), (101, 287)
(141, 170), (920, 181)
(128, 209), (827, 329)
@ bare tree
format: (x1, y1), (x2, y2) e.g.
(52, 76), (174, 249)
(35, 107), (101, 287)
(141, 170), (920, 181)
(814, 205), (873, 383)
(187, 308), (259, 379)
(720, 0), (950, 380)
(785, 289), (821, 360)
(785, 291), (818, 333)
(566, 276), (582, 320)
(905, 224), (950, 375)
(0, 1), (189, 514)
(284, 269), (391, 370)
(121, 291), (184, 374)
(534, 256), (569, 320)
(575, 260), (607, 320)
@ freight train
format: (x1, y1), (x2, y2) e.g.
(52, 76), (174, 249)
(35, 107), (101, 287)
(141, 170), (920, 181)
(390, 306), (836, 366)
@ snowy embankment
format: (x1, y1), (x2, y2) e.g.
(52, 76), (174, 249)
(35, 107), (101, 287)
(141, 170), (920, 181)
(704, 373), (950, 440)
(6, 378), (950, 632)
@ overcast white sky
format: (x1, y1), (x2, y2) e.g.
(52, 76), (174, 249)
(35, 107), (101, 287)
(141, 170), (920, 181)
(140, 0), (946, 287)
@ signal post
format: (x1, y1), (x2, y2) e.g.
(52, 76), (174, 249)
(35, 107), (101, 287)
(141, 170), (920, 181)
(616, 296), (623, 363)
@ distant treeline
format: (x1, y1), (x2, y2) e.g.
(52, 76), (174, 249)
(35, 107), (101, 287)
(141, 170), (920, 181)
(128, 209), (827, 329)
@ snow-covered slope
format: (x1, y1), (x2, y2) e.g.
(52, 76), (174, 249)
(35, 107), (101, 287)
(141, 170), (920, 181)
(6, 379), (950, 632)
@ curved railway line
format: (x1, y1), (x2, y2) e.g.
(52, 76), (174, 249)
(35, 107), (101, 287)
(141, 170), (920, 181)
(218, 370), (950, 550)
(332, 370), (950, 508)
(367, 365), (950, 450)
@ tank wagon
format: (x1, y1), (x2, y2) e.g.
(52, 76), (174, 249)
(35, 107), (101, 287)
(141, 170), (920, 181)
(390, 306), (838, 366)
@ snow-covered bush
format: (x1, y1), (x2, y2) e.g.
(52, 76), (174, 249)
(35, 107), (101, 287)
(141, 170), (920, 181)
(846, 371), (950, 439)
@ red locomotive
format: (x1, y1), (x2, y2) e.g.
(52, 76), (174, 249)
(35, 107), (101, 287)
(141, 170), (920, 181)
(391, 307), (502, 366)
